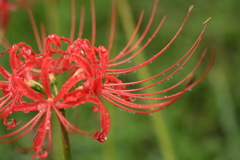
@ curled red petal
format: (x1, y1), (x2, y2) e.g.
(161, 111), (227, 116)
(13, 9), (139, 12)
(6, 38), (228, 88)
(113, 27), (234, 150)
(38, 149), (48, 159)
(92, 104), (110, 143)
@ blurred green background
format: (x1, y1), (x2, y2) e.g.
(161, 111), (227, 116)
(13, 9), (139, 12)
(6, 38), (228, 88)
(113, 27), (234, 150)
(0, 0), (239, 159)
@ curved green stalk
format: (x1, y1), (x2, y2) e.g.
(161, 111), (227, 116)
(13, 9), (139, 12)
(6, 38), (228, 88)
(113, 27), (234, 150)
(59, 109), (72, 160)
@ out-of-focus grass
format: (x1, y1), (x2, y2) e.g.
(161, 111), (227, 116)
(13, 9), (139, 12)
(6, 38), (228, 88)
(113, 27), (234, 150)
(0, 0), (239, 159)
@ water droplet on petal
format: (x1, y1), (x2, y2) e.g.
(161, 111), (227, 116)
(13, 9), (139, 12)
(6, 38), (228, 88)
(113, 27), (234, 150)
(130, 97), (136, 102)
(128, 111), (135, 115)
(37, 103), (45, 112)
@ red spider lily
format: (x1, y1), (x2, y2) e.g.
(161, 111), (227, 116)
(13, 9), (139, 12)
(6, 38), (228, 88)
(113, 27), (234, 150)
(0, 36), (111, 159)
(0, 0), (215, 159)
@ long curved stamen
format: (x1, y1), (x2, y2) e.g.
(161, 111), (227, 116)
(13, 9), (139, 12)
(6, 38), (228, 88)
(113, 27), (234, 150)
(32, 103), (52, 160)
(53, 106), (93, 136)
(109, 11), (144, 62)
(107, 0), (116, 53)
(0, 111), (44, 142)
(102, 80), (187, 112)
(0, 65), (11, 79)
(105, 21), (208, 89)
(40, 22), (46, 51)
(103, 47), (214, 100)
(109, 0), (159, 63)
(105, 38), (200, 87)
(78, 6), (85, 39)
(109, 15), (166, 67)
(105, 25), (204, 89)
(102, 92), (181, 113)
(90, 0), (96, 46)
(1, 37), (11, 49)
(100, 47), (216, 104)
(0, 94), (12, 110)
(28, 9), (43, 53)
(107, 5), (194, 72)
(70, 0), (76, 42)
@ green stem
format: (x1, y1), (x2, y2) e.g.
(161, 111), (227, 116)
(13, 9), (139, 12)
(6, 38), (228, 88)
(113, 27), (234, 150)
(51, 112), (64, 160)
(59, 109), (72, 160)
(116, 1), (176, 160)
(52, 86), (72, 160)
(51, 85), (72, 160)
(51, 94), (72, 160)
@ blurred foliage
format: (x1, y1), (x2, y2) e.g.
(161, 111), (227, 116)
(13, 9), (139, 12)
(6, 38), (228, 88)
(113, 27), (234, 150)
(0, 0), (239, 160)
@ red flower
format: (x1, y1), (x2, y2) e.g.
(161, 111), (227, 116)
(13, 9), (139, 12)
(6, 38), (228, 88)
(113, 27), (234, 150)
(0, 0), (215, 159)
(0, 35), (112, 159)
